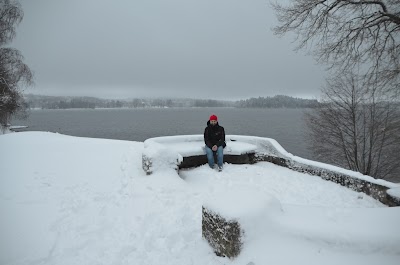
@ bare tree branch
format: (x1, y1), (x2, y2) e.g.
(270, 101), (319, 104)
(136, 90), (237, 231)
(272, 0), (400, 91)
(305, 71), (400, 179)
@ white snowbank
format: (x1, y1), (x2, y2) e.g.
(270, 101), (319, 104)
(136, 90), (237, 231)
(9, 125), (28, 130)
(204, 189), (283, 241)
(143, 138), (183, 172)
(0, 127), (11, 134)
(387, 187), (400, 199)
(144, 135), (399, 190)
(144, 135), (257, 157)
(226, 135), (399, 189)
(1, 132), (399, 265)
(204, 189), (283, 220)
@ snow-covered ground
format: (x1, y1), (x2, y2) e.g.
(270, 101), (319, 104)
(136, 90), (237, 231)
(0, 132), (399, 265)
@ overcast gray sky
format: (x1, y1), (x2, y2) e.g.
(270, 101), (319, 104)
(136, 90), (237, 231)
(12, 0), (325, 100)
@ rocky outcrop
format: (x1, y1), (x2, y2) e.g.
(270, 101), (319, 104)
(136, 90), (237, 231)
(202, 207), (243, 258)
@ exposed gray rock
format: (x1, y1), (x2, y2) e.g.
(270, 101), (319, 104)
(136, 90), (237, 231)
(179, 153), (256, 169)
(142, 154), (152, 175)
(202, 206), (243, 259)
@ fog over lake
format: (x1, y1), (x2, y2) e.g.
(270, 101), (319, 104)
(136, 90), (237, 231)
(13, 108), (313, 159)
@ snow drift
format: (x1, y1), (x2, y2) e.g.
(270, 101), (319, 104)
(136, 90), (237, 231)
(0, 131), (399, 265)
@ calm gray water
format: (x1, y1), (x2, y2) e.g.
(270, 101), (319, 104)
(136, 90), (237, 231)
(13, 108), (313, 159)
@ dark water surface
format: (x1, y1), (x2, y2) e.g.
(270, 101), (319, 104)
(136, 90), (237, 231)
(13, 108), (313, 159)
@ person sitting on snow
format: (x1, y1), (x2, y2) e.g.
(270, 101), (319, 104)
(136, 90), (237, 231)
(204, 114), (226, 171)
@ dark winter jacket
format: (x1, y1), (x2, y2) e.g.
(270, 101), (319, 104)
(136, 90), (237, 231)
(204, 120), (226, 149)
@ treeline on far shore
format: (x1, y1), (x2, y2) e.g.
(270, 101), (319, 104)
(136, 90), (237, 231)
(24, 94), (319, 109)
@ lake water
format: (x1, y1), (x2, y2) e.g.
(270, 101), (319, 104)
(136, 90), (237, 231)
(12, 108), (313, 159)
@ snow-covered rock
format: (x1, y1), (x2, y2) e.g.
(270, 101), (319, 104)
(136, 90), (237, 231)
(142, 135), (258, 174)
(387, 187), (400, 204)
(143, 135), (400, 206)
(202, 189), (282, 258)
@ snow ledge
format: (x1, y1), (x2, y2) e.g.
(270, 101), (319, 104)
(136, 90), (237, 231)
(143, 135), (400, 207)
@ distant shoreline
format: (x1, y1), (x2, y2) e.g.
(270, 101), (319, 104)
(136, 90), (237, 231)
(24, 94), (319, 110)
(28, 106), (314, 111)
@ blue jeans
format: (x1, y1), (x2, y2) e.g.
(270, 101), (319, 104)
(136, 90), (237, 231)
(205, 146), (224, 168)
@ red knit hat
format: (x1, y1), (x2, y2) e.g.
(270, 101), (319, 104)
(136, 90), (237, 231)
(209, 114), (218, 121)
